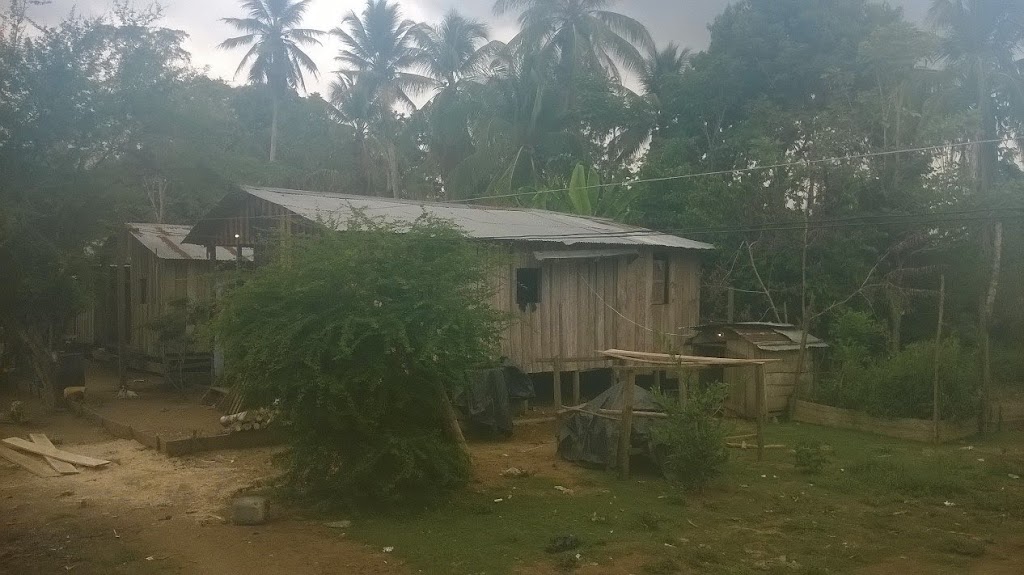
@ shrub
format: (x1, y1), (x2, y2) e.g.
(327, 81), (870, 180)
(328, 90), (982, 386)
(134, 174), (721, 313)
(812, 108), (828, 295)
(650, 384), (730, 490)
(793, 441), (829, 474)
(213, 216), (504, 508)
(815, 338), (979, 421)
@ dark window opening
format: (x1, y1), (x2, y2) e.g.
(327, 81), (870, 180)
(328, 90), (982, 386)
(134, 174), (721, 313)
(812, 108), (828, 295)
(516, 268), (541, 308)
(652, 254), (669, 304)
(139, 277), (148, 305)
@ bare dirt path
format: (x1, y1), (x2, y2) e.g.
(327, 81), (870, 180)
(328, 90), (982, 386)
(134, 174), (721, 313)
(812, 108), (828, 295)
(0, 401), (407, 575)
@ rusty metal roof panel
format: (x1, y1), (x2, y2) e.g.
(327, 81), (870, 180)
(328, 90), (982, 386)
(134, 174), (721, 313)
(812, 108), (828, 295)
(240, 186), (715, 250)
(128, 223), (252, 261)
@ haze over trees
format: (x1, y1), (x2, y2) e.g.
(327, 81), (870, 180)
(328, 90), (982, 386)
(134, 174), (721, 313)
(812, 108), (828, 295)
(1, 0), (1022, 422)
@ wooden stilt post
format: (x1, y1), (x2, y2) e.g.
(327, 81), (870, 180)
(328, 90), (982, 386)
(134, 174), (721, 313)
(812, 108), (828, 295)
(572, 369), (581, 406)
(617, 367), (636, 480)
(554, 303), (564, 408)
(116, 227), (128, 391)
(932, 275), (945, 443)
(755, 363), (766, 461)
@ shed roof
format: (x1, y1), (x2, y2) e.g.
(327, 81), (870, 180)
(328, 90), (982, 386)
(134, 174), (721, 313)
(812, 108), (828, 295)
(184, 186), (714, 251)
(128, 223), (251, 261)
(695, 322), (828, 352)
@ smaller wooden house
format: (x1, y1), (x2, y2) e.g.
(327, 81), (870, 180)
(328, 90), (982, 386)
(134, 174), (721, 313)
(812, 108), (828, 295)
(71, 223), (250, 371)
(689, 323), (827, 418)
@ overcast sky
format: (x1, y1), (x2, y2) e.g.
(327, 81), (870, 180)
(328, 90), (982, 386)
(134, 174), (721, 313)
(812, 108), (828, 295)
(32, 0), (934, 95)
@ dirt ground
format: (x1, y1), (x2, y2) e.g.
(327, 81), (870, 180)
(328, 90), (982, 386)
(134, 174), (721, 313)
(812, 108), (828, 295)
(0, 402), (407, 575)
(80, 362), (226, 439)
(2, 371), (1023, 574)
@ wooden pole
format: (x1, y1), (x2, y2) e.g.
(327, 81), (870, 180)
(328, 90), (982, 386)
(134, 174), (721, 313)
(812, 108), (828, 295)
(678, 369), (688, 405)
(116, 227), (128, 390)
(727, 288), (735, 323)
(617, 368), (636, 479)
(439, 385), (469, 457)
(932, 275), (945, 443)
(755, 363), (766, 461)
(572, 370), (581, 406)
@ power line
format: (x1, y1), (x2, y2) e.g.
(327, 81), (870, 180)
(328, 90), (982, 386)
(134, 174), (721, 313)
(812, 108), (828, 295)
(450, 136), (1023, 204)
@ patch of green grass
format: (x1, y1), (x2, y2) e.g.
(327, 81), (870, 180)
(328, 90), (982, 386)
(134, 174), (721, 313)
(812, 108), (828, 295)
(340, 424), (1024, 574)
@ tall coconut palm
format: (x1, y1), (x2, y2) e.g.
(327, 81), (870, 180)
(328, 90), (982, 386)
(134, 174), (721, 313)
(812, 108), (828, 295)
(414, 10), (502, 90)
(493, 0), (654, 85)
(413, 10), (503, 191)
(220, 0), (323, 162)
(332, 0), (430, 111)
(610, 43), (691, 162)
(929, 0), (1024, 429)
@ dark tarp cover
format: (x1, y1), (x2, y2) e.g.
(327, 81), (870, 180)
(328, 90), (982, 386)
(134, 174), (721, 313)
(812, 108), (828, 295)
(557, 383), (664, 468)
(455, 364), (535, 437)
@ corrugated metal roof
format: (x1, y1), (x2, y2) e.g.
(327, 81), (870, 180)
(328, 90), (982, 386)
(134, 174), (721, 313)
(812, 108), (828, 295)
(240, 186), (715, 250)
(696, 323), (827, 351)
(128, 223), (251, 261)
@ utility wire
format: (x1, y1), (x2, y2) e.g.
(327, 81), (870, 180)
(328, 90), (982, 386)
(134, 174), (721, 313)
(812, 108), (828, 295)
(449, 136), (1023, 204)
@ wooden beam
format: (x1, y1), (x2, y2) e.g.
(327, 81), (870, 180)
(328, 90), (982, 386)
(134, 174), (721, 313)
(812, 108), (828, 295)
(0, 445), (60, 477)
(2, 438), (110, 467)
(29, 434), (79, 474)
(617, 369), (636, 479)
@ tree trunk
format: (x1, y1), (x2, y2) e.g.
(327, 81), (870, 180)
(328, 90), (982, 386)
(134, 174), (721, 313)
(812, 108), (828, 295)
(438, 384), (469, 457)
(978, 221), (1003, 433)
(269, 93), (279, 163)
(13, 324), (56, 410)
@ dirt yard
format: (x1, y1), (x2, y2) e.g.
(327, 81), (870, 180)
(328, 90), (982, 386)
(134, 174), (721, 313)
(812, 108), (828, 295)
(3, 378), (1024, 574)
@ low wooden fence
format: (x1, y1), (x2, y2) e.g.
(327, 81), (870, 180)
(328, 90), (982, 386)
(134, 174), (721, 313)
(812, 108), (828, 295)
(792, 400), (976, 443)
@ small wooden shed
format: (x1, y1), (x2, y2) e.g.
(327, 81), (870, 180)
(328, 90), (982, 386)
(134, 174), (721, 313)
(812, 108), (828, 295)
(73, 223), (250, 370)
(689, 323), (827, 418)
(183, 186), (715, 375)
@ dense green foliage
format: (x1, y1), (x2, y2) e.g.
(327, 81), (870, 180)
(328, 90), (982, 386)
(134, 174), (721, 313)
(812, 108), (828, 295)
(1, 0), (1022, 423)
(651, 385), (730, 490)
(211, 218), (504, 506)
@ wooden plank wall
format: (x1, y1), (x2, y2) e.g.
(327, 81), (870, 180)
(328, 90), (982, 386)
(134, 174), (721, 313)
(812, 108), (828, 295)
(126, 234), (216, 360)
(721, 335), (815, 418)
(491, 246), (702, 373)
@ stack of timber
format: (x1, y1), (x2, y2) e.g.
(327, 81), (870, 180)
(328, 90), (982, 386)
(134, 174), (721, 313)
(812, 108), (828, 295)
(0, 434), (109, 477)
(220, 407), (277, 433)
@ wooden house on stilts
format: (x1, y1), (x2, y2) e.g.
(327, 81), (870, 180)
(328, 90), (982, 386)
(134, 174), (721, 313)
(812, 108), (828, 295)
(183, 186), (715, 381)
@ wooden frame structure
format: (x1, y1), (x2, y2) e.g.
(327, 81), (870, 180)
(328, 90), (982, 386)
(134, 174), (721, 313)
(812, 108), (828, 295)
(557, 349), (779, 479)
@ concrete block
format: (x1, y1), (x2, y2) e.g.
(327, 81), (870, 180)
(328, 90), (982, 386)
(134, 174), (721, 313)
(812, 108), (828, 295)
(231, 496), (268, 525)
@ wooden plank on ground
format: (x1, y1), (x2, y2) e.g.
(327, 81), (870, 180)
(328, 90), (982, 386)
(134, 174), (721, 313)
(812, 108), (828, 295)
(28, 434), (80, 473)
(2, 437), (109, 467)
(29, 434), (80, 474)
(0, 445), (60, 477)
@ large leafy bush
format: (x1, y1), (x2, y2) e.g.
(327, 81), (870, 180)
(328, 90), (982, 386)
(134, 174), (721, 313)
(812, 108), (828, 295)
(213, 217), (504, 507)
(650, 384), (730, 490)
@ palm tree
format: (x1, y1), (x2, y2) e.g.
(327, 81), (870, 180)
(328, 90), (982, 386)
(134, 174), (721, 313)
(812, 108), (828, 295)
(332, 0), (430, 111)
(493, 0), (654, 85)
(450, 49), (581, 198)
(220, 0), (323, 162)
(929, 0), (1024, 429)
(610, 43), (691, 161)
(413, 10), (503, 192)
(639, 43), (690, 111)
(414, 10), (501, 90)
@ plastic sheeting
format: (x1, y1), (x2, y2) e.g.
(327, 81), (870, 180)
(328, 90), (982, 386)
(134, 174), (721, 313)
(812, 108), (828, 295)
(456, 364), (535, 437)
(557, 383), (665, 468)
